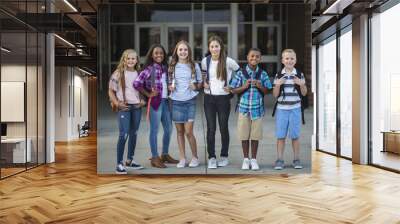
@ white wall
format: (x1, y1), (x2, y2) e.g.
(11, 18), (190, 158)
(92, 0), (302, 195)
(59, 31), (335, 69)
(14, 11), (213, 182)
(71, 71), (89, 138)
(1, 65), (39, 137)
(55, 67), (89, 141)
(1, 65), (26, 140)
(55, 66), (69, 141)
(317, 38), (337, 154)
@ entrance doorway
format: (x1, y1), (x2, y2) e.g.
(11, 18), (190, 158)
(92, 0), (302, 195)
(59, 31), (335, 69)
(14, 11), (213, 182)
(136, 24), (193, 61)
(203, 24), (231, 56)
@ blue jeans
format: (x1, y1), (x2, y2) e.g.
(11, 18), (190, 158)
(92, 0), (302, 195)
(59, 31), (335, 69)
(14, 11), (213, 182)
(149, 99), (172, 158)
(116, 105), (142, 165)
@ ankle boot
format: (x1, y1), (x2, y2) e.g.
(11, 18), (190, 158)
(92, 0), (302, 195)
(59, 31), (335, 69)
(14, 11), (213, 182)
(150, 157), (167, 168)
(161, 154), (179, 164)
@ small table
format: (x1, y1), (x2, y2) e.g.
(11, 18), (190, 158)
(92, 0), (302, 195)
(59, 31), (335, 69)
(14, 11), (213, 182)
(381, 131), (400, 154)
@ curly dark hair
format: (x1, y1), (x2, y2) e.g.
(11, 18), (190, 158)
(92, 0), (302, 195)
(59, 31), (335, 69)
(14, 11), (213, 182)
(144, 44), (168, 68)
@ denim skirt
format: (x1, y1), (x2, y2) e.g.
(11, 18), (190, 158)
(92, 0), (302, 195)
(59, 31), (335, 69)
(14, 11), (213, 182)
(171, 97), (196, 123)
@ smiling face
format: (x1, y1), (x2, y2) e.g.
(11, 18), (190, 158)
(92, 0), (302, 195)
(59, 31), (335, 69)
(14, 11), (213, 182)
(281, 51), (297, 70)
(247, 50), (261, 67)
(125, 52), (137, 69)
(152, 47), (165, 64)
(209, 40), (221, 58)
(177, 43), (189, 61)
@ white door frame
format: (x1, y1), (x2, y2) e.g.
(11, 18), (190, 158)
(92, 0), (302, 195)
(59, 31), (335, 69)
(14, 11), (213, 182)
(253, 23), (281, 63)
(135, 23), (193, 61)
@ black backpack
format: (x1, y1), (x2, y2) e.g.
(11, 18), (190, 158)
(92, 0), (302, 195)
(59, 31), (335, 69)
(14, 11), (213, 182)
(271, 70), (306, 124)
(235, 67), (265, 112)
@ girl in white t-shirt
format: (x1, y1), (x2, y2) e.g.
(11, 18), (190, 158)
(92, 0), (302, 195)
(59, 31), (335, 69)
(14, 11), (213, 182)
(108, 49), (145, 174)
(201, 35), (240, 169)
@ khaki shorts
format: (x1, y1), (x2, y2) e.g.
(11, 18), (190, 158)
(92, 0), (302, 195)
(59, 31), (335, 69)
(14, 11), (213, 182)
(237, 113), (263, 141)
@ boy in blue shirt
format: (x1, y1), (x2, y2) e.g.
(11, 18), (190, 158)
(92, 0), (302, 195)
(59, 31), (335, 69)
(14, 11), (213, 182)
(230, 48), (272, 170)
(272, 49), (307, 170)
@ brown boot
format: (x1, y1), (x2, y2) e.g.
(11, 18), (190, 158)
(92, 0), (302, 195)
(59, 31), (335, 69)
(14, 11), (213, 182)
(161, 154), (179, 164)
(150, 157), (167, 168)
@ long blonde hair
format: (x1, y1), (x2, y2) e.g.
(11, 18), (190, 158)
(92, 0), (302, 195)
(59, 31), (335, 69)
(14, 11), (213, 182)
(113, 49), (140, 102)
(168, 40), (196, 80)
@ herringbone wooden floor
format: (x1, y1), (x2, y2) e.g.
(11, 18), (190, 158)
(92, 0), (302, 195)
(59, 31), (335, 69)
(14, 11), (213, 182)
(1, 135), (400, 224)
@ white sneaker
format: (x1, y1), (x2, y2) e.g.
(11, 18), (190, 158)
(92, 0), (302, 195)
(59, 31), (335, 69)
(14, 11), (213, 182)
(177, 159), (186, 168)
(189, 157), (199, 167)
(208, 157), (217, 169)
(115, 164), (127, 174)
(241, 158), (250, 170)
(125, 159), (144, 170)
(217, 157), (229, 167)
(250, 159), (259, 170)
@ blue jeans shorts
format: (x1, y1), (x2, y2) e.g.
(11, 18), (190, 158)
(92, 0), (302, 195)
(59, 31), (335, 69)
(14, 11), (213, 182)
(171, 97), (196, 123)
(275, 107), (301, 139)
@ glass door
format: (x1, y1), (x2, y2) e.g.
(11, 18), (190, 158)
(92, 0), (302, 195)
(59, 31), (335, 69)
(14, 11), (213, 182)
(317, 36), (337, 155)
(370, 4), (400, 171)
(1, 32), (28, 178)
(339, 27), (352, 158)
(136, 24), (193, 61)
(203, 25), (231, 56)
(136, 25), (162, 61)
(254, 24), (281, 75)
(166, 24), (193, 57)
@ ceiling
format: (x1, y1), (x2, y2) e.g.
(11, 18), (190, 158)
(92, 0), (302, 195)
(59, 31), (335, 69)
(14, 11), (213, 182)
(1, 0), (391, 75)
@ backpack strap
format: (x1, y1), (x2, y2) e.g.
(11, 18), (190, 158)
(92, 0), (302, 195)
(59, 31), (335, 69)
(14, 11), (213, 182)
(204, 55), (213, 95)
(242, 68), (250, 80)
(227, 67), (241, 87)
(254, 68), (265, 97)
(150, 65), (156, 89)
(235, 68), (247, 112)
(121, 70), (127, 104)
(255, 68), (262, 80)
(272, 73), (285, 118)
(294, 69), (305, 124)
(239, 66), (265, 96)
(206, 55), (211, 83)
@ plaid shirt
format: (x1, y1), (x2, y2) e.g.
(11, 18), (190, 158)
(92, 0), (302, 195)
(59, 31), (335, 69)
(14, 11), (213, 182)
(133, 63), (168, 110)
(230, 65), (272, 120)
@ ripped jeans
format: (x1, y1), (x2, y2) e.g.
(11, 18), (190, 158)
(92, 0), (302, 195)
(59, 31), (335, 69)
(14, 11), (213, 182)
(116, 105), (142, 165)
